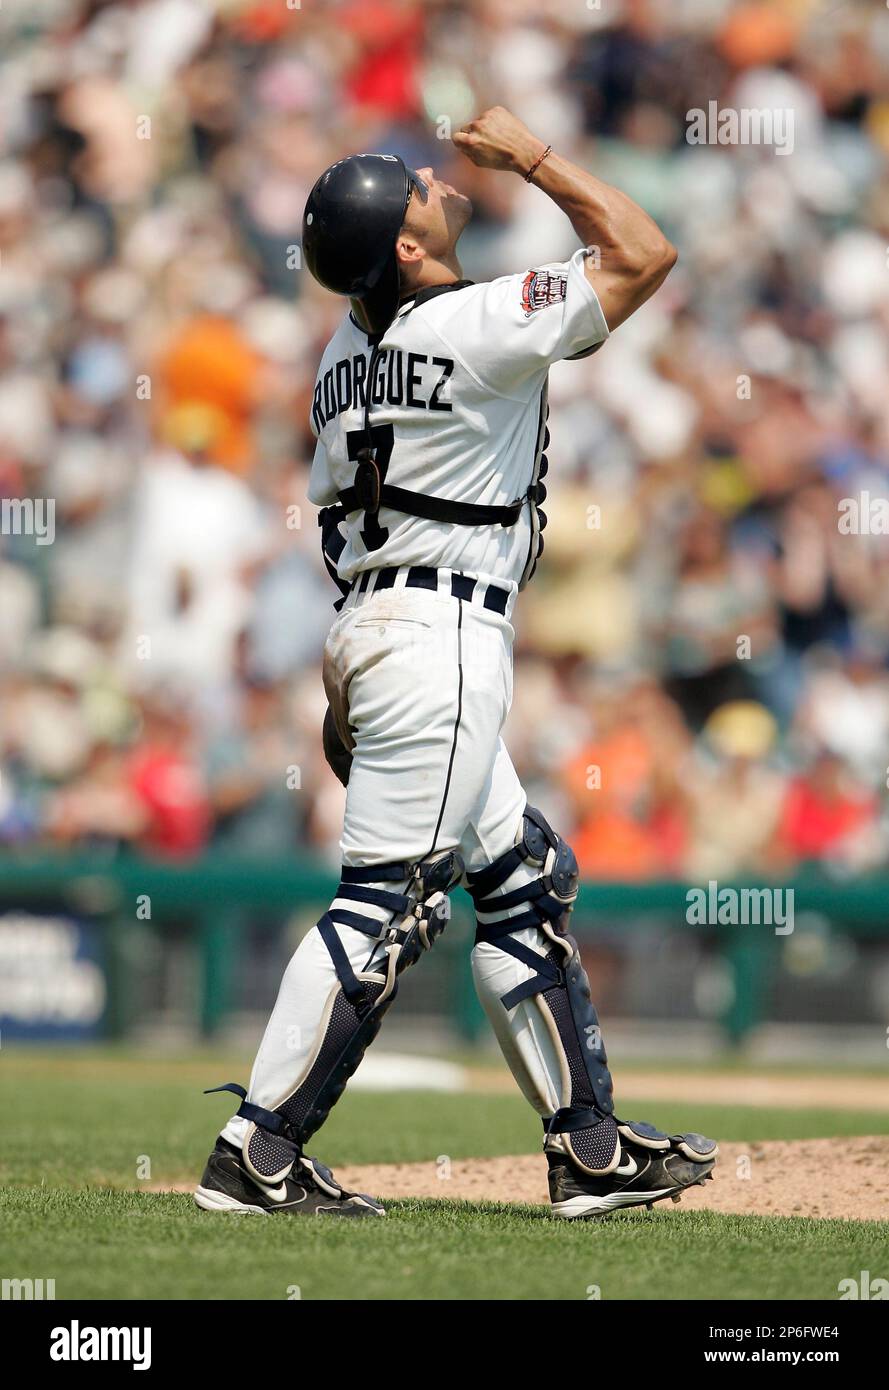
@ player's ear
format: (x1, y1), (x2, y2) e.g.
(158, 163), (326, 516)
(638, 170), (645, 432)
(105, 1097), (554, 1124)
(395, 231), (424, 268)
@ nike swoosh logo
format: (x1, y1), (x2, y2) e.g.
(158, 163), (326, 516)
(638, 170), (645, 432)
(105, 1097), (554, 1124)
(260, 1181), (289, 1202)
(615, 1155), (639, 1177)
(226, 1157), (290, 1202)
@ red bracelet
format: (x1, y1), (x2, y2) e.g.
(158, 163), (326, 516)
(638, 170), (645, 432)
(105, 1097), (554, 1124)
(524, 144), (552, 183)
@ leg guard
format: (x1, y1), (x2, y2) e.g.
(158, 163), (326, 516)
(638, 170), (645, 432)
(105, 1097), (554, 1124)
(209, 850), (462, 1185)
(469, 806), (620, 1177)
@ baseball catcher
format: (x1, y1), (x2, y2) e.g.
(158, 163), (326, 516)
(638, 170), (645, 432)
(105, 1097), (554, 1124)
(196, 107), (717, 1219)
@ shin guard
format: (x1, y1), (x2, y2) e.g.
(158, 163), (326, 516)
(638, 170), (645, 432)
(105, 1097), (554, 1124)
(208, 852), (462, 1185)
(469, 806), (619, 1176)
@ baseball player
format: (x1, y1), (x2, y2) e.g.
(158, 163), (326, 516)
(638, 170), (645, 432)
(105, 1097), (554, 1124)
(196, 107), (717, 1219)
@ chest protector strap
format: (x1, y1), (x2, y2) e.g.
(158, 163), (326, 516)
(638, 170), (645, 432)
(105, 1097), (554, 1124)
(337, 479), (533, 528)
(338, 285), (545, 542)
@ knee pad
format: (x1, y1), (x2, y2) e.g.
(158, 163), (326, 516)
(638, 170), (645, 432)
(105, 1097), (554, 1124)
(208, 850), (462, 1184)
(468, 806), (617, 1175)
(469, 804), (579, 934)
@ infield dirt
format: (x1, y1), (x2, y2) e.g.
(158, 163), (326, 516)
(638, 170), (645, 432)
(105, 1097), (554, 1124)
(158, 1136), (889, 1222)
(333, 1137), (888, 1222)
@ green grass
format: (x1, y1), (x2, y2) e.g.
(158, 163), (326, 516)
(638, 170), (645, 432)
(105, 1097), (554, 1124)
(461, 1048), (889, 1078)
(3, 1051), (889, 1188)
(1, 1049), (887, 1300)
(2, 1187), (885, 1301)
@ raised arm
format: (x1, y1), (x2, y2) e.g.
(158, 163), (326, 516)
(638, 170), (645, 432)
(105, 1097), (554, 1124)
(453, 107), (677, 331)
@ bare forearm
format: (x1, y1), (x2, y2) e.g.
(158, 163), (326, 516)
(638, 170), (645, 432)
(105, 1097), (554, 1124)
(454, 108), (677, 328)
(526, 146), (677, 326)
(527, 147), (674, 274)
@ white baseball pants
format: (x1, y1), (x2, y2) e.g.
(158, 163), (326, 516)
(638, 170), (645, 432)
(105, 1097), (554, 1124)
(222, 575), (568, 1151)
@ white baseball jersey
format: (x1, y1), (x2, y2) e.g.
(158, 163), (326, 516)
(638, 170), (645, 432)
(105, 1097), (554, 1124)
(308, 247), (609, 590)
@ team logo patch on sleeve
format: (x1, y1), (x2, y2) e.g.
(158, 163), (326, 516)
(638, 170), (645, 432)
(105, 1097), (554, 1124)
(521, 268), (568, 317)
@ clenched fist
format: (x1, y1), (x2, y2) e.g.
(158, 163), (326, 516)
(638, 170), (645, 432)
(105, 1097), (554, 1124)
(452, 106), (548, 177)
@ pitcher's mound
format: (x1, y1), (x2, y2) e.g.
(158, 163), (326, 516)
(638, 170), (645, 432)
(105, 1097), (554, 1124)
(336, 1136), (889, 1222)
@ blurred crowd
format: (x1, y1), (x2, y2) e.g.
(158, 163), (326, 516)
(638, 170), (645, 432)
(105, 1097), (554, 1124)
(1, 0), (889, 878)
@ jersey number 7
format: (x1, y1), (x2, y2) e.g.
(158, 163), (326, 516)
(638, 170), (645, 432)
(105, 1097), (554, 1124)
(346, 423), (395, 552)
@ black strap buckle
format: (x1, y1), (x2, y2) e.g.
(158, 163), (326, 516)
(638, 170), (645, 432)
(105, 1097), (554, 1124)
(203, 1082), (290, 1136)
(354, 449), (382, 514)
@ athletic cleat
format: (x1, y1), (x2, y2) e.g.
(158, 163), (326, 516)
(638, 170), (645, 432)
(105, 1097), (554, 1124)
(547, 1118), (717, 1220)
(194, 1138), (385, 1218)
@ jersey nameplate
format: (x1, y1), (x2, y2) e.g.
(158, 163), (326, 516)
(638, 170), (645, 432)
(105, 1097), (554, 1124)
(313, 351), (455, 433)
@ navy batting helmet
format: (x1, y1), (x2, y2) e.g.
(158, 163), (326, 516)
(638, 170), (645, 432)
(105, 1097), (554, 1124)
(302, 154), (428, 333)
